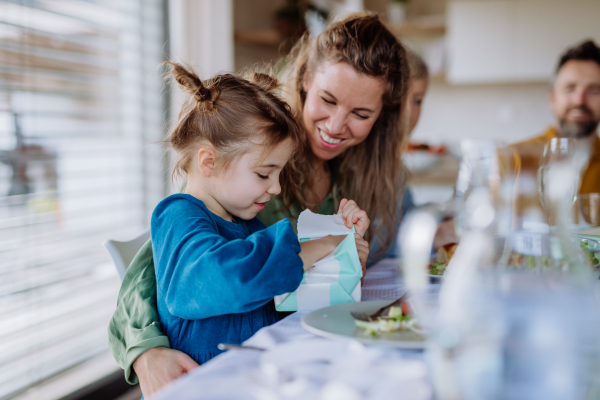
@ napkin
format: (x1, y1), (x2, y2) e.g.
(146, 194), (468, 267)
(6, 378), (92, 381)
(274, 210), (362, 311)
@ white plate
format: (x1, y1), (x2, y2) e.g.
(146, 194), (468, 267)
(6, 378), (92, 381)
(403, 151), (440, 172)
(301, 301), (427, 349)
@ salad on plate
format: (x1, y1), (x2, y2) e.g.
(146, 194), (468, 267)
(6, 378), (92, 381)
(354, 300), (424, 336)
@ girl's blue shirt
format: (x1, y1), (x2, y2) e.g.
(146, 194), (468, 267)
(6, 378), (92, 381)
(151, 194), (304, 365)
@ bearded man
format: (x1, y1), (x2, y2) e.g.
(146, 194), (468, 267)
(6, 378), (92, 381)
(511, 40), (600, 194)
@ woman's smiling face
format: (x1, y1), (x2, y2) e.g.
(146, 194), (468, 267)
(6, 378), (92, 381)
(302, 62), (386, 161)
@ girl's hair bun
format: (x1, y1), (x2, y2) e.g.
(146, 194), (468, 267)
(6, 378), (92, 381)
(250, 72), (279, 93)
(167, 62), (219, 111)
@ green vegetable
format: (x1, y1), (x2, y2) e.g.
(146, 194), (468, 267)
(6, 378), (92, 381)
(429, 262), (447, 276)
(580, 239), (600, 268)
(388, 306), (403, 320)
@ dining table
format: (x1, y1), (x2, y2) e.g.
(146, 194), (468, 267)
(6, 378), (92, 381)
(150, 258), (435, 400)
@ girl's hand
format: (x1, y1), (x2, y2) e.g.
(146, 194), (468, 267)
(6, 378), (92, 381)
(354, 233), (369, 283)
(299, 235), (346, 271)
(338, 199), (370, 237)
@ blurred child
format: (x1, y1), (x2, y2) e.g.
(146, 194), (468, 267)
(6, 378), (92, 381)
(407, 50), (429, 135)
(152, 63), (370, 365)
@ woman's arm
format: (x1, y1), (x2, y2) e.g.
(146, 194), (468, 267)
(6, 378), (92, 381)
(108, 239), (171, 383)
(108, 239), (199, 397)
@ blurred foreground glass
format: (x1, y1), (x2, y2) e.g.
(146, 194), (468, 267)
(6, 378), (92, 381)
(429, 272), (600, 400)
(427, 139), (600, 400)
(493, 136), (595, 277)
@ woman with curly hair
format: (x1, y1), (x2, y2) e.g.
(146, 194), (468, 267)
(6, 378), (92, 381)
(109, 13), (414, 397)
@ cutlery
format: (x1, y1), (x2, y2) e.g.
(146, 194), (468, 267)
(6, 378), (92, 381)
(217, 343), (266, 352)
(350, 293), (409, 322)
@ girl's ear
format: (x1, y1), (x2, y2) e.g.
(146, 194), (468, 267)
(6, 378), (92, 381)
(197, 147), (217, 177)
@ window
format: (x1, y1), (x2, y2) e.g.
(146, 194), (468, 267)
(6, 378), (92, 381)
(0, 0), (168, 397)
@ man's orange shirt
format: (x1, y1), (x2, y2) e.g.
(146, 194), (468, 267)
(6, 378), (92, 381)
(510, 127), (600, 195)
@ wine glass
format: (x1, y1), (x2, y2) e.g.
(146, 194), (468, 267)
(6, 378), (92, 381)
(538, 138), (590, 213)
(453, 140), (515, 262)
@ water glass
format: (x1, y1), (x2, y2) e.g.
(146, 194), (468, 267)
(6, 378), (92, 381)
(538, 138), (590, 211)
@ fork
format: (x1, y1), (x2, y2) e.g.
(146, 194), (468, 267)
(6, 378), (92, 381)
(217, 343), (266, 352)
(350, 293), (408, 322)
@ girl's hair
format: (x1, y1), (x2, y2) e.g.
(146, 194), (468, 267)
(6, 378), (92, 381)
(277, 13), (410, 254)
(166, 62), (302, 181)
(408, 50), (429, 81)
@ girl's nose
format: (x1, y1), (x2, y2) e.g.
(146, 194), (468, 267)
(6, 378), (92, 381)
(268, 180), (281, 195)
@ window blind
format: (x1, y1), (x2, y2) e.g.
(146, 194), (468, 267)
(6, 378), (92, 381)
(0, 1), (168, 398)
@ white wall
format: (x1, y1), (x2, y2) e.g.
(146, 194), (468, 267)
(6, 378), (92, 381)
(447, 0), (600, 83)
(411, 80), (555, 145)
(166, 0), (234, 193)
(169, 0), (234, 78)
(412, 0), (600, 145)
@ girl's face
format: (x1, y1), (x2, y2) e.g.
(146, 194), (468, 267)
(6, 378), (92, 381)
(302, 62), (385, 161)
(214, 138), (294, 220)
(406, 77), (428, 134)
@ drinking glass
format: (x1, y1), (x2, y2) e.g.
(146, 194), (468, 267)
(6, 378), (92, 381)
(538, 138), (590, 212)
(454, 140), (505, 237)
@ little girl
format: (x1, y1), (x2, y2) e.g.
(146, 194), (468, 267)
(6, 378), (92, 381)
(152, 63), (371, 365)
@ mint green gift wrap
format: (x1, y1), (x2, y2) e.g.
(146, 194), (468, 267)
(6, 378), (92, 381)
(274, 231), (363, 312)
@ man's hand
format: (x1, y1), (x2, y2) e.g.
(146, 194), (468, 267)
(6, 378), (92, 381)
(433, 219), (458, 250)
(132, 347), (199, 397)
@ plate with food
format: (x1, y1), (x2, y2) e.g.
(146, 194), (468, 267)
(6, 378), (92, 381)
(426, 242), (458, 280)
(404, 142), (447, 172)
(300, 297), (426, 349)
(576, 236), (600, 269)
(499, 235), (600, 271)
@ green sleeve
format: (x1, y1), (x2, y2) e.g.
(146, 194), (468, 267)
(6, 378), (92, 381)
(257, 195), (300, 232)
(257, 193), (335, 232)
(108, 239), (170, 384)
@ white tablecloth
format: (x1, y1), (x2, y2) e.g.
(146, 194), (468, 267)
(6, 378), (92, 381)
(151, 259), (432, 400)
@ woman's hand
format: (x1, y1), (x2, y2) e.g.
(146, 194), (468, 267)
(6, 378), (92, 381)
(338, 199), (370, 237)
(132, 347), (199, 397)
(354, 233), (369, 283)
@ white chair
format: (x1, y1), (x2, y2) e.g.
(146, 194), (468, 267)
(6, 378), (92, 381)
(102, 230), (151, 281)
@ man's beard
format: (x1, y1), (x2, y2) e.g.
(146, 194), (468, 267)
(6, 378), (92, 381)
(559, 106), (599, 138)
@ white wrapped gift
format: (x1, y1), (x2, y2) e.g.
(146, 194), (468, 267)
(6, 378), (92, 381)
(274, 210), (362, 311)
